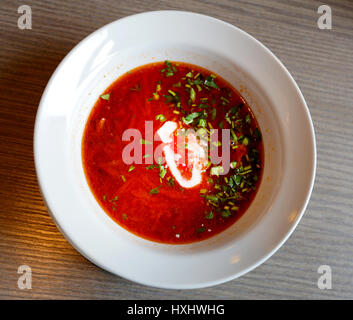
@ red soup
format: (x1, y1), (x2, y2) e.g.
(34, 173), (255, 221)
(82, 61), (264, 244)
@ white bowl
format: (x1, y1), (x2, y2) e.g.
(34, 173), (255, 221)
(34, 11), (316, 289)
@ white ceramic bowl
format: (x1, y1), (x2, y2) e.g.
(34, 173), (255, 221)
(34, 11), (316, 289)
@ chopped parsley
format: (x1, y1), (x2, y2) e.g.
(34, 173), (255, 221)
(100, 93), (110, 100)
(155, 114), (166, 122)
(161, 60), (177, 77)
(149, 186), (162, 195)
(204, 76), (218, 89)
(140, 138), (152, 145)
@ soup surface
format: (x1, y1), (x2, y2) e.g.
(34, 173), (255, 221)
(82, 61), (263, 244)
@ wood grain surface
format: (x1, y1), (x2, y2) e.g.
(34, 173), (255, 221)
(0, 0), (352, 299)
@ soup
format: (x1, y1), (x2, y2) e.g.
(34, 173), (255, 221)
(82, 61), (263, 244)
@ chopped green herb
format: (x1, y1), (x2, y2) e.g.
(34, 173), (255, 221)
(146, 164), (158, 170)
(173, 82), (181, 87)
(149, 186), (162, 195)
(205, 195), (219, 202)
(140, 138), (152, 145)
(220, 96), (230, 104)
(225, 113), (231, 124)
(192, 78), (203, 85)
(161, 60), (177, 77)
(100, 93), (110, 100)
(205, 211), (214, 219)
(229, 106), (238, 114)
(211, 108), (217, 121)
(189, 87), (196, 102)
(221, 210), (232, 218)
(242, 137), (249, 146)
(163, 92), (180, 104)
(183, 112), (200, 125)
(155, 114), (166, 122)
(159, 167), (167, 179)
(232, 175), (242, 186)
(128, 165), (135, 172)
(167, 177), (175, 187)
(197, 128), (207, 136)
(231, 129), (238, 143)
(197, 226), (206, 233)
(212, 141), (222, 147)
(198, 118), (207, 127)
(210, 166), (224, 176)
(253, 128), (262, 141)
(204, 76), (218, 89)
(230, 161), (237, 169)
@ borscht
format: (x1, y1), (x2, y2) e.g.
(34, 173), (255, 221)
(82, 61), (263, 244)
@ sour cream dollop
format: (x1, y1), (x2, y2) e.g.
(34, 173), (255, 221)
(157, 121), (207, 188)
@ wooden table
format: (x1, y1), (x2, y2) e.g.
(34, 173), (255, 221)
(1, 0), (352, 299)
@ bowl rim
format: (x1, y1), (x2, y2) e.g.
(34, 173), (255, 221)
(34, 10), (316, 289)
